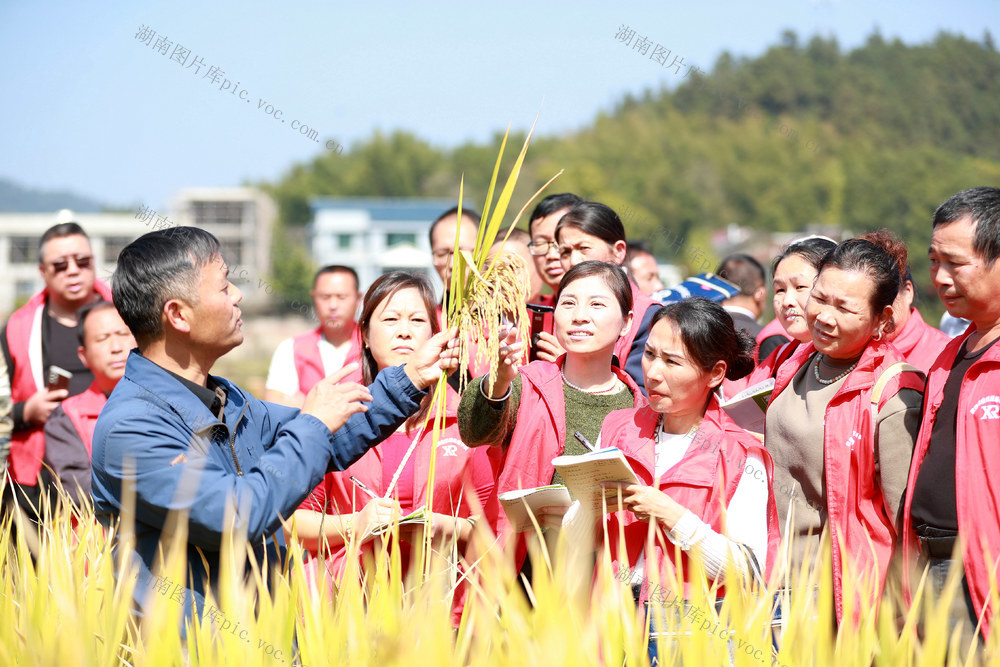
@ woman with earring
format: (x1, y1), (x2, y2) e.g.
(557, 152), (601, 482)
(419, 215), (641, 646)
(763, 230), (925, 624)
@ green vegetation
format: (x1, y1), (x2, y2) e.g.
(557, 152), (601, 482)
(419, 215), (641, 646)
(263, 30), (1000, 318)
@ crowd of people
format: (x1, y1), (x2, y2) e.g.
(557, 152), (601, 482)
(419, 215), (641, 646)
(1, 186), (999, 655)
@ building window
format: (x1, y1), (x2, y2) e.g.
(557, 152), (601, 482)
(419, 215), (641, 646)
(337, 234), (352, 250)
(191, 201), (244, 225)
(102, 236), (133, 263)
(9, 237), (39, 265)
(386, 232), (417, 248)
(219, 240), (242, 266)
(15, 280), (37, 305)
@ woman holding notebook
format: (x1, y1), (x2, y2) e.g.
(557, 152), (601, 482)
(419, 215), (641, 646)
(599, 298), (781, 606)
(458, 260), (647, 573)
(286, 272), (494, 623)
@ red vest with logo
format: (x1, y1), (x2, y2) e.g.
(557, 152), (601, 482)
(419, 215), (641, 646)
(489, 357), (648, 570)
(291, 323), (362, 392)
(299, 385), (495, 625)
(600, 400), (781, 601)
(770, 340), (925, 624)
(901, 331), (1000, 635)
(5, 281), (113, 484)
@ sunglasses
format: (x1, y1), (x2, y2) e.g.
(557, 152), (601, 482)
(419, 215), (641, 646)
(47, 254), (93, 273)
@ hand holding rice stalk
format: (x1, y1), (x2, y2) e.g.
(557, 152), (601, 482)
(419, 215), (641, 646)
(444, 124), (563, 396)
(410, 124), (562, 577)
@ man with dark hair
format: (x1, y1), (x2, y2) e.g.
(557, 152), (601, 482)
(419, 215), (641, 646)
(1, 221), (112, 498)
(92, 227), (452, 620)
(625, 241), (664, 296)
(526, 193), (583, 297)
(429, 206), (481, 301)
(41, 301), (134, 507)
(265, 265), (362, 407)
(903, 186), (1000, 642)
(884, 267), (949, 373)
(715, 253), (767, 339)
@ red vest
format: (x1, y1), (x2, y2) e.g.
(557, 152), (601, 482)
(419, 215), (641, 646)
(613, 280), (661, 367)
(901, 331), (1000, 635)
(600, 400), (781, 601)
(5, 281), (113, 485)
(489, 357), (647, 570)
(889, 308), (949, 374)
(60, 381), (107, 457)
(299, 386), (495, 624)
(770, 340), (925, 623)
(291, 323), (362, 393)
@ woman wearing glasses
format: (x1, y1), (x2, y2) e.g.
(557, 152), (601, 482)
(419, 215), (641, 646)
(552, 201), (662, 393)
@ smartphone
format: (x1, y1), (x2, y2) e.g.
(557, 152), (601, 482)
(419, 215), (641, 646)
(47, 365), (73, 394)
(526, 303), (555, 362)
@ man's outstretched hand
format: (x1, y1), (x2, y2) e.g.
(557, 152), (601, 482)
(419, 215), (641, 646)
(301, 363), (372, 433)
(404, 327), (460, 390)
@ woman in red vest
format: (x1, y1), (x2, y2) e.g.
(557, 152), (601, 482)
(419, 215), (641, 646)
(458, 261), (648, 574)
(288, 272), (494, 624)
(598, 299), (780, 629)
(763, 231), (925, 625)
(727, 235), (838, 398)
(546, 201), (661, 393)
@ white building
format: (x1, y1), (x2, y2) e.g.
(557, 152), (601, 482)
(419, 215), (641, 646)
(0, 187), (275, 318)
(308, 197), (460, 292)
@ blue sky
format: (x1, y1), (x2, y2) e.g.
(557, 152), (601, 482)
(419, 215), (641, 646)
(1, 0), (997, 211)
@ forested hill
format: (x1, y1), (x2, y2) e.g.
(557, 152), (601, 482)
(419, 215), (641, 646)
(263, 30), (1000, 305)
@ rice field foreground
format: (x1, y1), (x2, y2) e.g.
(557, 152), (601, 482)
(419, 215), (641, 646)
(0, 491), (995, 667)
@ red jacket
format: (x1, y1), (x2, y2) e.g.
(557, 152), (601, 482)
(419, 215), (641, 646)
(291, 324), (362, 393)
(60, 381), (107, 457)
(889, 308), (949, 374)
(901, 331), (1000, 634)
(613, 279), (661, 368)
(489, 356), (647, 569)
(298, 386), (495, 623)
(770, 340), (925, 623)
(5, 281), (113, 484)
(599, 399), (781, 601)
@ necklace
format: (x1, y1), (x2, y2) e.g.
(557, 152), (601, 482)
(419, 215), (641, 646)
(561, 368), (621, 395)
(812, 354), (857, 385)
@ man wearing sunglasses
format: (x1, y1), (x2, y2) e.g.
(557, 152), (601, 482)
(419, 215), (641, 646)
(1, 222), (112, 504)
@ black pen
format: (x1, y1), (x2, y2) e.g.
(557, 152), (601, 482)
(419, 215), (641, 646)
(574, 430), (598, 453)
(349, 476), (380, 500)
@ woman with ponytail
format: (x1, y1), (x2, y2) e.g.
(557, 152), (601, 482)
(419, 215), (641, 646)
(764, 230), (925, 624)
(599, 298), (780, 618)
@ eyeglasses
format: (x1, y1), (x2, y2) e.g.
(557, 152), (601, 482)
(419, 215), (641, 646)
(526, 241), (559, 256)
(46, 254), (93, 273)
(431, 248), (474, 267)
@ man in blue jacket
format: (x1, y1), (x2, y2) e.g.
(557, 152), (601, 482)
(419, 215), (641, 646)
(91, 226), (453, 620)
